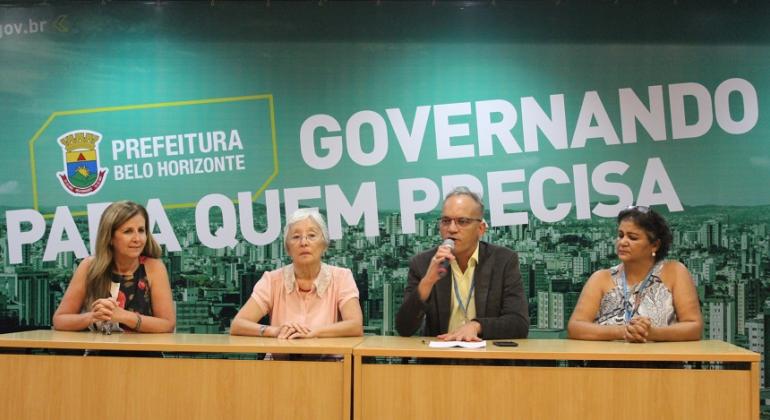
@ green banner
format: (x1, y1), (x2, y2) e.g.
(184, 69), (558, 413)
(1, 1), (769, 398)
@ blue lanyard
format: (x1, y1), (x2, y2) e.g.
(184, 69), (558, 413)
(452, 270), (476, 323)
(621, 264), (656, 323)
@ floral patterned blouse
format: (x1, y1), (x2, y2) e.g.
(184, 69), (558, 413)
(110, 257), (153, 331)
(595, 261), (676, 327)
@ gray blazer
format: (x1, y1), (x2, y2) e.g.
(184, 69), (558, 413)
(395, 241), (529, 339)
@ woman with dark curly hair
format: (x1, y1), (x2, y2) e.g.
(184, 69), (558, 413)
(567, 206), (702, 342)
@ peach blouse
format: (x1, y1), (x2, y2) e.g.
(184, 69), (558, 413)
(250, 263), (359, 329)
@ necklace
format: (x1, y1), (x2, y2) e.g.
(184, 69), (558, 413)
(293, 263), (319, 294)
(113, 260), (139, 278)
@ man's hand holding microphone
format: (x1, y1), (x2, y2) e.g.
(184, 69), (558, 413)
(417, 238), (455, 301)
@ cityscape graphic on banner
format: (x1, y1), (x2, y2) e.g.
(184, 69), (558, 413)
(1, 205), (769, 384)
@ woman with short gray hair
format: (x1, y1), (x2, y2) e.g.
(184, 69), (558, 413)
(231, 209), (363, 339)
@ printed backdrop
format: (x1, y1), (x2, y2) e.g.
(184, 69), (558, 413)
(1, 0), (770, 398)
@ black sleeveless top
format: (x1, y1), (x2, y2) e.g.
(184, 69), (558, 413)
(110, 259), (153, 330)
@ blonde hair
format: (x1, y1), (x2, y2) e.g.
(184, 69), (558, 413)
(84, 201), (161, 310)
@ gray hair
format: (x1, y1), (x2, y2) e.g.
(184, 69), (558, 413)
(283, 208), (330, 251)
(444, 186), (485, 220)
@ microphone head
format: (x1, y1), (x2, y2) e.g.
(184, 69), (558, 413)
(441, 238), (455, 250)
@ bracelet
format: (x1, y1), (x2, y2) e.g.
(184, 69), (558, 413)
(134, 313), (142, 332)
(259, 324), (268, 337)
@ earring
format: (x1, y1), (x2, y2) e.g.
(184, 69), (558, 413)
(652, 251), (656, 257)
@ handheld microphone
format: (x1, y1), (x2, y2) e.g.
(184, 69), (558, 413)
(438, 238), (455, 274)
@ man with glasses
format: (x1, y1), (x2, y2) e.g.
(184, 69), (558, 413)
(396, 187), (529, 341)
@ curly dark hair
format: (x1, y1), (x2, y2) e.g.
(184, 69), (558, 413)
(616, 206), (672, 262)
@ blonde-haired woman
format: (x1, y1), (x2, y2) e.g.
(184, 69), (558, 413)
(53, 201), (175, 333)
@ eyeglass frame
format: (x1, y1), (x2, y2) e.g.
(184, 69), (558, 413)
(287, 233), (322, 244)
(437, 216), (484, 228)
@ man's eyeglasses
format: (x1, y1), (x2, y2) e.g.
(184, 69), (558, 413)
(288, 233), (322, 243)
(438, 217), (483, 228)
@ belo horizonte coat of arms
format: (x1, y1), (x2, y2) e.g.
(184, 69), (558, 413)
(56, 130), (108, 196)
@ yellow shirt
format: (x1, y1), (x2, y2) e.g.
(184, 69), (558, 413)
(447, 244), (479, 334)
